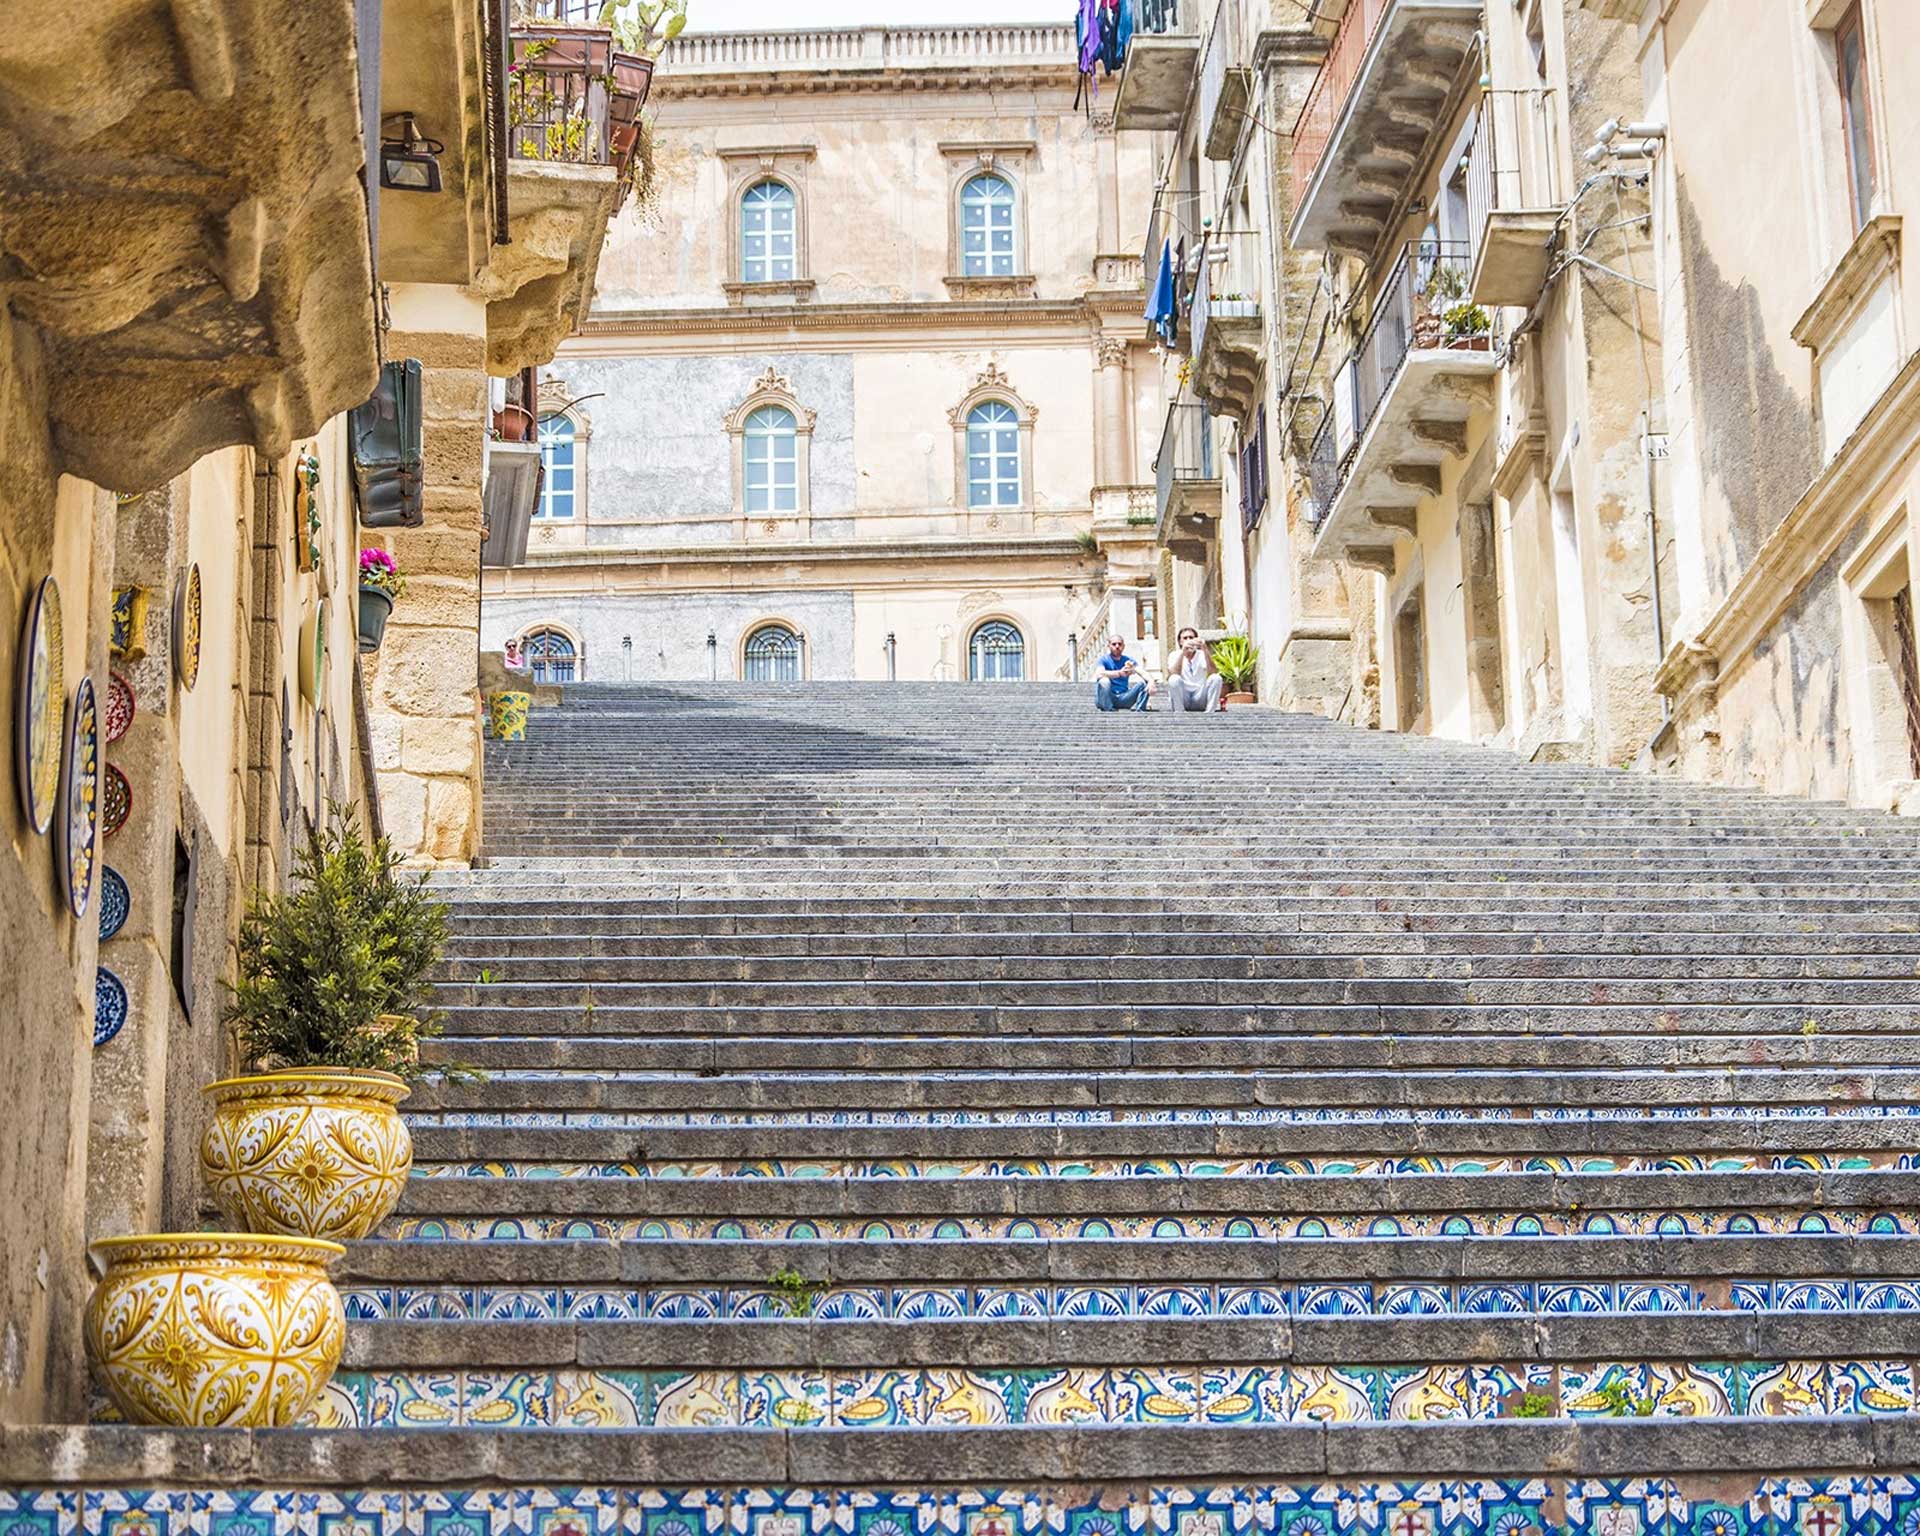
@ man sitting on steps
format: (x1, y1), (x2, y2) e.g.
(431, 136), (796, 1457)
(1094, 634), (1152, 711)
(1165, 627), (1222, 713)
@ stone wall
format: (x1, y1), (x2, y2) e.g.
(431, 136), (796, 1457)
(363, 297), (490, 868)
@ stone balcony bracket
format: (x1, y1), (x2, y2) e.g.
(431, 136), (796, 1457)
(1312, 351), (1497, 563)
(0, 0), (379, 490)
(1192, 310), (1266, 422)
(1289, 1), (1481, 259)
(472, 161), (623, 375)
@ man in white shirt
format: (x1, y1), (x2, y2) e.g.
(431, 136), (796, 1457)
(1165, 627), (1222, 713)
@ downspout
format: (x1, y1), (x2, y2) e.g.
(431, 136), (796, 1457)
(487, 0), (513, 245)
(353, 656), (388, 843)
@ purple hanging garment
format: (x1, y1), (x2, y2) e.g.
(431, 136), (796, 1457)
(1078, 0), (1101, 79)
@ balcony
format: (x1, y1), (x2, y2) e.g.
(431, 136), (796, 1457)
(1154, 400), (1222, 535)
(1305, 242), (1499, 561)
(1198, 0), (1251, 160)
(1288, 0), (1482, 258)
(0, 0), (378, 491)
(472, 20), (654, 371)
(1190, 250), (1264, 419)
(1466, 88), (1566, 307)
(1114, 0), (1202, 131)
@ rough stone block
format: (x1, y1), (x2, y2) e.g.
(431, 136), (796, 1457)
(401, 715), (480, 777)
(376, 628), (481, 718)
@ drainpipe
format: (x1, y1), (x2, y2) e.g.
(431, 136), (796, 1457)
(1642, 412), (1669, 721)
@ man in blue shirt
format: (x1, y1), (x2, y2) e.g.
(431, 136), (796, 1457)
(1095, 635), (1151, 711)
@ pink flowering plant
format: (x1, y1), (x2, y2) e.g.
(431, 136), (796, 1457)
(359, 547), (405, 600)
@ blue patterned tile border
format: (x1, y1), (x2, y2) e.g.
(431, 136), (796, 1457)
(13, 1478), (1920, 1536)
(380, 1208), (1920, 1242)
(411, 1152), (1912, 1181)
(337, 1275), (1920, 1323)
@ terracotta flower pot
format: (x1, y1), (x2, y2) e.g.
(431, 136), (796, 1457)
(85, 1232), (346, 1427)
(1223, 690), (1257, 708)
(201, 1068), (413, 1241)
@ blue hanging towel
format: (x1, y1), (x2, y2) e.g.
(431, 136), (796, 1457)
(1146, 238), (1177, 345)
(1115, 0), (1134, 65)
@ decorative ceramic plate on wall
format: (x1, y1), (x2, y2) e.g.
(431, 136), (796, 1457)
(102, 763), (131, 840)
(57, 674), (100, 920)
(299, 600), (329, 706)
(14, 575), (65, 836)
(94, 966), (128, 1048)
(99, 866), (130, 943)
(104, 671), (135, 743)
(174, 563), (202, 691)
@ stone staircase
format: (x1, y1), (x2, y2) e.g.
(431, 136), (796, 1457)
(15, 680), (1920, 1534)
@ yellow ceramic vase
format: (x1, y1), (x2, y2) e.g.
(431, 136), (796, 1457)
(201, 1068), (414, 1240)
(84, 1233), (346, 1427)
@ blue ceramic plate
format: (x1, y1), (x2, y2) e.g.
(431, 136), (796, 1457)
(99, 866), (130, 943)
(94, 966), (128, 1048)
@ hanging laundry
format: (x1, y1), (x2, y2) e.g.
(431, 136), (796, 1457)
(1115, 0), (1134, 64)
(1074, 0), (1101, 111)
(1146, 238), (1178, 346)
(1098, 0), (1122, 75)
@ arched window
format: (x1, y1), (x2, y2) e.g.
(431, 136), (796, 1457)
(960, 173), (1017, 277)
(744, 406), (799, 514)
(966, 401), (1022, 509)
(536, 413), (577, 520)
(523, 628), (578, 684)
(969, 620), (1025, 682)
(741, 180), (797, 284)
(744, 623), (802, 683)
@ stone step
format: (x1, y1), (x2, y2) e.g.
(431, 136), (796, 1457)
(402, 1065), (1920, 1116)
(377, 1166), (1920, 1242)
(402, 1117), (1920, 1167)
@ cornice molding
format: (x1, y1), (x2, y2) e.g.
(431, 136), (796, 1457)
(654, 66), (1078, 102)
(576, 296), (1104, 342)
(1658, 346), (1920, 699)
(714, 143), (819, 161)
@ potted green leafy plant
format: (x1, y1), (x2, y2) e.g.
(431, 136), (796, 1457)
(358, 547), (403, 653)
(1211, 633), (1260, 705)
(1444, 300), (1493, 347)
(202, 808), (455, 1242)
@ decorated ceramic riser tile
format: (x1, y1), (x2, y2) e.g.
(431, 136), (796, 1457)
(2, 1490), (78, 1536)
(650, 1368), (739, 1428)
(619, 1489), (727, 1536)
(550, 1370), (644, 1429)
(412, 1489), (507, 1536)
(723, 1489), (825, 1536)
(458, 1370), (557, 1427)
(76, 1489), (188, 1536)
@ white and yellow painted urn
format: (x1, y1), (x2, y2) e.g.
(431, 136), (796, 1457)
(200, 1067), (413, 1240)
(84, 1233), (346, 1427)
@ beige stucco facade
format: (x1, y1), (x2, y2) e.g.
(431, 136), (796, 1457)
(481, 24), (1181, 685)
(1109, 0), (1920, 809)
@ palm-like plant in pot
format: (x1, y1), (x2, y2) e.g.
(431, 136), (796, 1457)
(203, 807), (454, 1241)
(1212, 633), (1260, 705)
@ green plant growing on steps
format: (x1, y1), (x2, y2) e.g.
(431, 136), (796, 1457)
(1594, 1378), (1657, 1417)
(1514, 1392), (1556, 1418)
(1210, 633), (1259, 693)
(477, 968), (497, 985)
(224, 804), (468, 1083)
(768, 1265), (826, 1318)
(1075, 529), (1100, 554)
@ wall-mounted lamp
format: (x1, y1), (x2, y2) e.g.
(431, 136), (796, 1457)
(380, 115), (445, 193)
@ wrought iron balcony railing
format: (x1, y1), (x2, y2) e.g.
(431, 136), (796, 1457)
(1289, 0), (1391, 203)
(1154, 400), (1218, 526)
(507, 22), (652, 181)
(1305, 240), (1493, 523)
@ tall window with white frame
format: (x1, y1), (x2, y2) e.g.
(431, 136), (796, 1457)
(966, 401), (1022, 509)
(960, 173), (1017, 277)
(969, 620), (1026, 682)
(536, 412), (576, 520)
(744, 406), (799, 514)
(1835, 2), (1876, 232)
(741, 180), (797, 283)
(522, 628), (578, 684)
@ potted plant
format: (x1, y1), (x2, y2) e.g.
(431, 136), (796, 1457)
(1211, 633), (1260, 706)
(358, 547), (404, 652)
(1444, 299), (1493, 348)
(85, 1233), (346, 1426)
(201, 808), (454, 1242)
